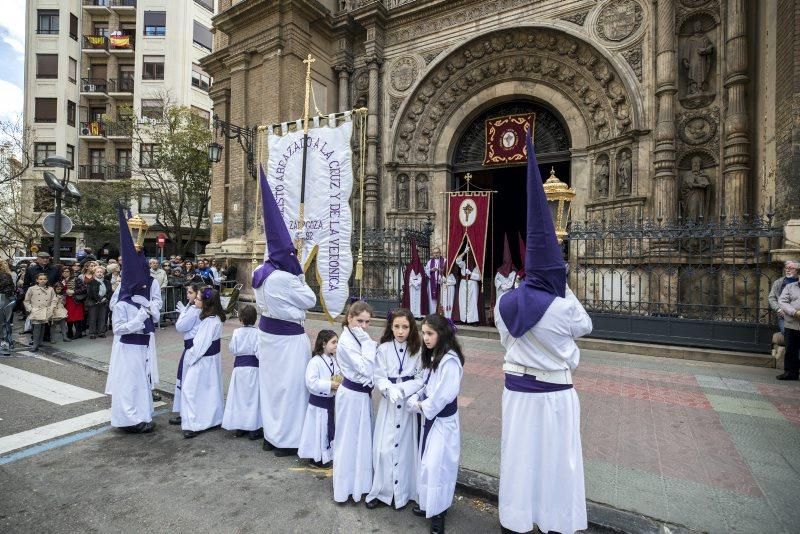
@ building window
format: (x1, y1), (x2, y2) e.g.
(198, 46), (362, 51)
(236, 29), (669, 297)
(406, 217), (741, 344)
(66, 144), (75, 169)
(140, 144), (160, 168)
(68, 57), (77, 83)
(67, 100), (76, 127)
(194, 0), (214, 12)
(34, 98), (58, 123)
(93, 23), (109, 37)
(141, 99), (164, 120)
(139, 193), (158, 214)
(36, 54), (58, 79)
(34, 143), (56, 166)
(142, 56), (165, 80)
(191, 65), (211, 92)
(191, 106), (211, 123)
(192, 21), (212, 52)
(143, 11), (166, 36)
(34, 187), (55, 212)
(37, 10), (59, 35)
(69, 13), (78, 40)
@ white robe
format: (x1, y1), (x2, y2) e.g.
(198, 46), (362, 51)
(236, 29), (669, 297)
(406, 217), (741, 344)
(298, 354), (339, 464)
(441, 274), (456, 320)
(408, 270), (423, 318)
(494, 271), (517, 299)
(333, 327), (377, 503)
(367, 340), (424, 508)
(456, 258), (481, 323)
(424, 258), (445, 313)
(254, 270), (316, 448)
(180, 316), (224, 432)
(105, 300), (155, 428)
(222, 326), (261, 431)
(495, 288), (593, 534)
(416, 351), (462, 518)
(173, 304), (201, 414)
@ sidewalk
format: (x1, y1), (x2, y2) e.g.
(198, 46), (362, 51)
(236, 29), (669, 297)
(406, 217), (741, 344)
(26, 319), (800, 533)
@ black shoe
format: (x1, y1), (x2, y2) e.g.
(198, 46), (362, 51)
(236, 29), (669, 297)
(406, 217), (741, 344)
(183, 430), (198, 439)
(126, 422), (155, 434)
(98, 333), (106, 338)
(777, 372), (799, 381)
(430, 513), (445, 534)
(273, 447), (297, 457)
(234, 429), (247, 437)
(89, 335), (96, 339)
(247, 428), (263, 440)
(140, 422), (155, 433)
(412, 505), (426, 517)
(152, 392), (162, 401)
(169, 415), (182, 425)
(262, 440), (275, 451)
(365, 499), (382, 509)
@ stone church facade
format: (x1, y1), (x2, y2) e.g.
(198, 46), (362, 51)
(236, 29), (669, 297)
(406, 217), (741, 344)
(202, 0), (799, 270)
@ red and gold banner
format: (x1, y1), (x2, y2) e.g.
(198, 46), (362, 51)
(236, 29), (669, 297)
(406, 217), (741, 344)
(446, 192), (491, 276)
(109, 34), (130, 48)
(483, 113), (535, 166)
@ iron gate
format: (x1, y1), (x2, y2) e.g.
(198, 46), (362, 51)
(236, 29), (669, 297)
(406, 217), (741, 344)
(568, 212), (783, 353)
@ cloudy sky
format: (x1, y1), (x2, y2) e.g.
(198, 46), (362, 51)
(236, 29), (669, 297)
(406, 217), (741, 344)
(0, 1), (26, 121)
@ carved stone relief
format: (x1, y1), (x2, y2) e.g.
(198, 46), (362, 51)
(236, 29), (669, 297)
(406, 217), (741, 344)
(561, 10), (590, 26)
(595, 154), (610, 199)
(393, 28), (637, 163)
(354, 71), (369, 92)
(397, 174), (410, 210)
(680, 0), (712, 7)
(596, 0), (644, 42)
(678, 153), (715, 221)
(616, 148), (632, 196)
(390, 57), (419, 93)
(678, 14), (717, 109)
(389, 96), (404, 125)
(620, 46), (642, 81)
(422, 48), (446, 65)
(415, 174), (429, 210)
(679, 114), (716, 146)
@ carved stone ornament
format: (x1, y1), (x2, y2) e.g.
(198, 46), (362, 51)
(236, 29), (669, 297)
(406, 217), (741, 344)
(391, 57), (419, 93)
(595, 154), (610, 199)
(616, 148), (632, 196)
(679, 115), (716, 145)
(354, 71), (369, 92)
(415, 174), (429, 210)
(392, 27), (637, 163)
(562, 10), (590, 26)
(680, 0), (711, 7)
(596, 0), (644, 42)
(397, 174), (410, 210)
(621, 46), (642, 81)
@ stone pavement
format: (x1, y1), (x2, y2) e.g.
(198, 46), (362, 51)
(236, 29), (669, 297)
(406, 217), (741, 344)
(23, 318), (800, 533)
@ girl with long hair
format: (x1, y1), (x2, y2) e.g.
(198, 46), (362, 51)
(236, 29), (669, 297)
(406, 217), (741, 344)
(407, 314), (464, 534)
(169, 283), (204, 426)
(298, 329), (340, 468)
(365, 308), (424, 510)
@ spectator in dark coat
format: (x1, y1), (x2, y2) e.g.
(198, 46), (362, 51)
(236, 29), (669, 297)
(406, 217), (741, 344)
(85, 265), (112, 339)
(24, 252), (60, 289)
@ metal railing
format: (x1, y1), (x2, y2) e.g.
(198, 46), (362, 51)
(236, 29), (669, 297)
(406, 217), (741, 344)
(109, 34), (135, 51)
(80, 77), (108, 93)
(108, 77), (134, 93)
(82, 0), (111, 6)
(110, 0), (137, 8)
(79, 121), (106, 137)
(106, 121), (133, 137)
(109, 164), (132, 180)
(78, 164), (108, 181)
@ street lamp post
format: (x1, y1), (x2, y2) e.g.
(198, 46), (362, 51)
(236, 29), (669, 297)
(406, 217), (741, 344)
(208, 114), (257, 179)
(43, 156), (80, 262)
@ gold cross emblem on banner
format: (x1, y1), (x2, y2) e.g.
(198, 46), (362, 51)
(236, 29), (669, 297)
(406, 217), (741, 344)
(462, 201), (474, 219)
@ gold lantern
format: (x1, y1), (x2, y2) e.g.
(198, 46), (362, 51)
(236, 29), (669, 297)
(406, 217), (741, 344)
(127, 213), (149, 250)
(543, 167), (576, 243)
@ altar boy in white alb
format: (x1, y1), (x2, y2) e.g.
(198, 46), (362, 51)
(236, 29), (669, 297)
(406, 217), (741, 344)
(495, 138), (592, 534)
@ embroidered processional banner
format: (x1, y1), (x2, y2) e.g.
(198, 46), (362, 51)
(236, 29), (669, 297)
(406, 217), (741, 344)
(446, 192), (491, 276)
(483, 113), (535, 166)
(266, 117), (354, 320)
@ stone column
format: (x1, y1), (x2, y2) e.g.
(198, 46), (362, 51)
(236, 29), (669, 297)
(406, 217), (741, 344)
(335, 65), (351, 113)
(226, 53), (250, 239)
(722, 0), (750, 218)
(653, 0), (678, 221)
(209, 88), (230, 245)
(365, 57), (382, 227)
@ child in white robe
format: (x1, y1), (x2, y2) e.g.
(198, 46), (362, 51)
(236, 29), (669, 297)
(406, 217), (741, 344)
(170, 284), (202, 425)
(222, 304), (262, 439)
(407, 314), (464, 534)
(298, 330), (340, 467)
(333, 300), (377, 504)
(180, 287), (225, 439)
(366, 308), (424, 510)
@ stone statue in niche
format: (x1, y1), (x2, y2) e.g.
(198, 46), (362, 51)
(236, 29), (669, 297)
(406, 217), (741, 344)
(397, 174), (409, 210)
(416, 176), (428, 210)
(680, 156), (712, 221)
(682, 21), (714, 96)
(595, 157), (610, 198)
(616, 150), (632, 195)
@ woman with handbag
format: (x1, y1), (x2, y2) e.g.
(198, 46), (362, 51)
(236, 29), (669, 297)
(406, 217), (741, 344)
(61, 267), (85, 340)
(86, 265), (112, 339)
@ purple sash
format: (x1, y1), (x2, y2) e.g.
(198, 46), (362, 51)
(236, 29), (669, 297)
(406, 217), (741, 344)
(202, 339), (221, 357)
(176, 338), (194, 385)
(258, 315), (304, 336)
(234, 354), (259, 368)
(120, 333), (149, 346)
(308, 393), (335, 446)
(503, 372), (573, 393)
(421, 398), (458, 454)
(341, 377), (373, 395)
(388, 376), (414, 383)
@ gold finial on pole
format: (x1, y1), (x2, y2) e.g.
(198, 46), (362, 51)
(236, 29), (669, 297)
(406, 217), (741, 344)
(295, 54), (316, 254)
(464, 172), (473, 192)
(302, 54), (315, 135)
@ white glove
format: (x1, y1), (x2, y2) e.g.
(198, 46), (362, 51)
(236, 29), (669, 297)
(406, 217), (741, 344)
(405, 394), (421, 414)
(131, 295), (150, 308)
(349, 326), (371, 343)
(176, 301), (186, 314)
(386, 385), (403, 404)
(136, 306), (151, 322)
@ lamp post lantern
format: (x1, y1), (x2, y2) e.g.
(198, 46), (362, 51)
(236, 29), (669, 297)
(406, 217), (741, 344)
(42, 156), (79, 262)
(207, 115), (256, 179)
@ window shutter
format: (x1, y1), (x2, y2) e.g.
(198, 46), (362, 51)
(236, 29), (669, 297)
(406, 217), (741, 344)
(143, 11), (166, 26)
(192, 21), (212, 51)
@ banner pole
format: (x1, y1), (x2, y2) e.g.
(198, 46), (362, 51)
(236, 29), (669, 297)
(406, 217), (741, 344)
(295, 54), (315, 256)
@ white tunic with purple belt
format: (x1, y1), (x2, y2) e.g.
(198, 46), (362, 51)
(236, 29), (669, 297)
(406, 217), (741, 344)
(173, 304), (201, 414)
(298, 354), (339, 464)
(222, 325), (261, 431)
(180, 316), (224, 432)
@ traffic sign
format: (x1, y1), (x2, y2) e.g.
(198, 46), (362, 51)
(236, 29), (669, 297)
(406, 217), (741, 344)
(157, 232), (166, 248)
(42, 213), (74, 236)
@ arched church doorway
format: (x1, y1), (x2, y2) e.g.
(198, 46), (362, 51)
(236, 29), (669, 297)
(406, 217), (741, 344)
(450, 100), (571, 298)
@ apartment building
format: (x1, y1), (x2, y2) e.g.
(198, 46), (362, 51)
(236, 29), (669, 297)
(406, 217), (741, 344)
(22, 0), (215, 257)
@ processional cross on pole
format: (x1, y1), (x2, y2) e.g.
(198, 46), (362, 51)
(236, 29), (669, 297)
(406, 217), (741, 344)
(295, 53), (316, 254)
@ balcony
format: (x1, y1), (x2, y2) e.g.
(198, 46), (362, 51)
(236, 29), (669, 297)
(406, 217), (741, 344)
(82, 0), (111, 14)
(109, 164), (132, 180)
(80, 77), (108, 97)
(79, 121), (106, 139)
(79, 164), (108, 181)
(109, 33), (135, 54)
(106, 121), (133, 139)
(108, 77), (134, 96)
(82, 35), (109, 55)
(110, 0), (137, 11)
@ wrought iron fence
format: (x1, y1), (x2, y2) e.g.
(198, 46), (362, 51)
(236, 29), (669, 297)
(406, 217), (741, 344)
(567, 212), (783, 352)
(306, 221), (433, 317)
